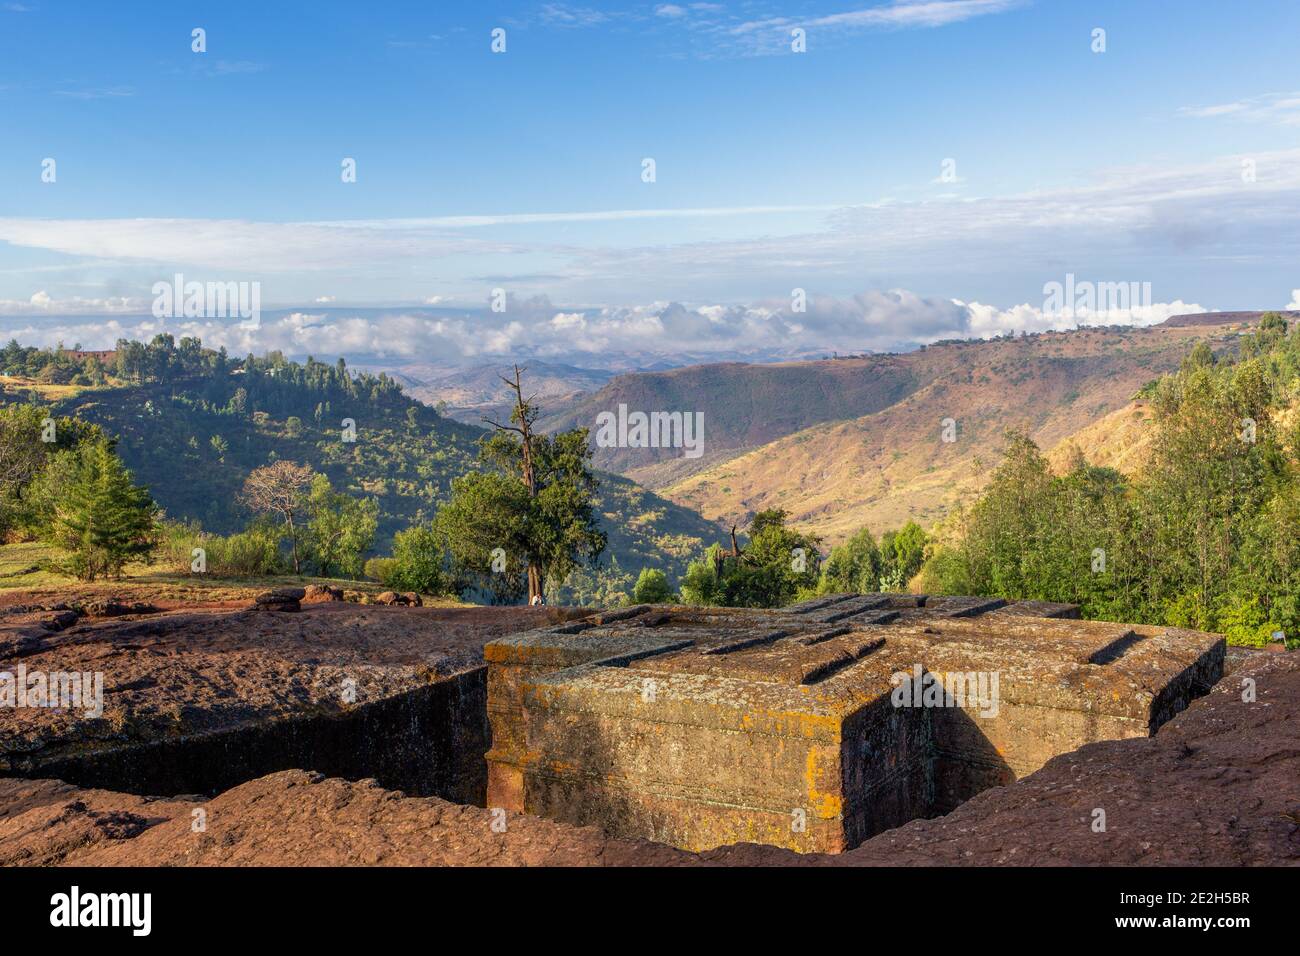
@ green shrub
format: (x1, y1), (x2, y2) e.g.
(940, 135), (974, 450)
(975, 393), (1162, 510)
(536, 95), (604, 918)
(364, 556), (398, 586)
(386, 522), (447, 595)
(208, 526), (284, 577)
(1214, 596), (1275, 648)
(679, 545), (723, 606)
(157, 520), (202, 573)
(158, 519), (283, 578)
(632, 566), (674, 604)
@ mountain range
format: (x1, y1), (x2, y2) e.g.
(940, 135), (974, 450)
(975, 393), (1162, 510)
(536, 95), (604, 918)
(449, 315), (1264, 545)
(4, 312), (1273, 582)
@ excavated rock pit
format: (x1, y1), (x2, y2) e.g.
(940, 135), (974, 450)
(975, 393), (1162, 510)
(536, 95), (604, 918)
(1, 592), (1291, 865)
(0, 599), (554, 804)
(1, 650), (1295, 866)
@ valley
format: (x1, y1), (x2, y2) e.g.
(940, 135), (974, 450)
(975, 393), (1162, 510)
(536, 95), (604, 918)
(527, 318), (1251, 543)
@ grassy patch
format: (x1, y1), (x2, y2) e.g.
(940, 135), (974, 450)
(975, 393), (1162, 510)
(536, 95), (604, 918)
(0, 541), (66, 587)
(0, 542), (466, 606)
(0, 375), (92, 402)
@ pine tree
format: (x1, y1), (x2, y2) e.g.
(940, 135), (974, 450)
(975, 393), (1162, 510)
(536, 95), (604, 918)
(50, 439), (158, 580)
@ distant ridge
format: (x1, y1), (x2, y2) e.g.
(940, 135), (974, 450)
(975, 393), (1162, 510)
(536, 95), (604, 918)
(630, 322), (1243, 543)
(1161, 310), (1300, 328)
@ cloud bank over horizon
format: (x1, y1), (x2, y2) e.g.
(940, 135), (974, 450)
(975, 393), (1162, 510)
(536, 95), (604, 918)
(0, 286), (1221, 368)
(1, 146), (1296, 330)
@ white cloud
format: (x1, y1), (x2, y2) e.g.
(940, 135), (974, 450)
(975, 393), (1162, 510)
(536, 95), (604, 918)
(563, 149), (1300, 294)
(1179, 103), (1248, 118)
(721, 0), (1023, 53)
(962, 297), (1205, 337)
(0, 288), (1216, 365)
(1, 149), (1297, 322)
(550, 311), (587, 330)
(0, 217), (522, 272)
(539, 4), (615, 27)
(806, 0), (1022, 29)
(0, 206), (835, 274)
(655, 4), (687, 17)
(1179, 91), (1300, 127)
(211, 60), (266, 76)
(383, 204), (841, 227)
(1287, 290), (1300, 311)
(0, 290), (146, 315)
(52, 86), (134, 99)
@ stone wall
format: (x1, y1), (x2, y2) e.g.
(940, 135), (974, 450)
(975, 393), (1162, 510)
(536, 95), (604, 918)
(12, 669), (489, 803)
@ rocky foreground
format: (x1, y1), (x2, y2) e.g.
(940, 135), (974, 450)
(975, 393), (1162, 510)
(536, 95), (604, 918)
(2, 650), (1295, 866)
(0, 597), (552, 772)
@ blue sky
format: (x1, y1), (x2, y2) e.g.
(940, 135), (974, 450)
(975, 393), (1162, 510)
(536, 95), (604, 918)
(2, 0), (1300, 362)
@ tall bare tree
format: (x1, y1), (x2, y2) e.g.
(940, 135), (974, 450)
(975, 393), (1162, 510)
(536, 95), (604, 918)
(434, 364), (604, 606)
(484, 365), (543, 603)
(241, 460), (315, 573)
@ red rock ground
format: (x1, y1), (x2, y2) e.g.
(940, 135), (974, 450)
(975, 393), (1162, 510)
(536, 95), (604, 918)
(1, 600), (558, 769)
(2, 650), (1295, 866)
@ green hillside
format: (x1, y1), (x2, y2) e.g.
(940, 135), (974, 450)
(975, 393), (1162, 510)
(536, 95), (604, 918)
(3, 337), (722, 585)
